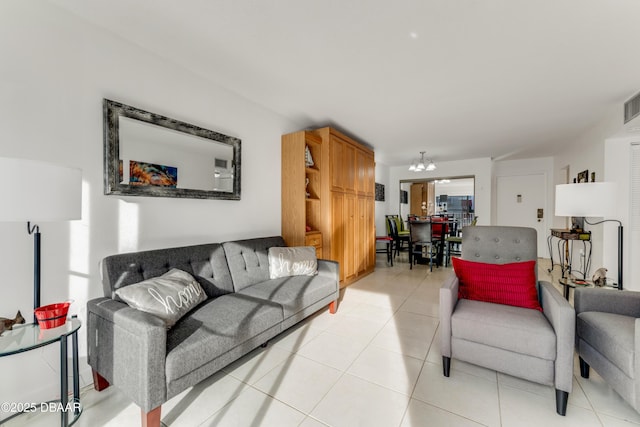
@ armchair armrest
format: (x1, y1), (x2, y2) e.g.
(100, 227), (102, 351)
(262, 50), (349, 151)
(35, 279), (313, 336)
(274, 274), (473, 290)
(575, 288), (640, 318)
(439, 272), (460, 358)
(539, 281), (575, 393)
(87, 297), (168, 412)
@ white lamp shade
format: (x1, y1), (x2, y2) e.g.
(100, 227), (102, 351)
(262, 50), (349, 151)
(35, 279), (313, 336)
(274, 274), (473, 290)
(555, 182), (616, 218)
(0, 157), (82, 222)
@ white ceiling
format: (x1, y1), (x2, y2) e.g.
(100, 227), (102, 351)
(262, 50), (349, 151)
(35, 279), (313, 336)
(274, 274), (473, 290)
(50, 0), (640, 165)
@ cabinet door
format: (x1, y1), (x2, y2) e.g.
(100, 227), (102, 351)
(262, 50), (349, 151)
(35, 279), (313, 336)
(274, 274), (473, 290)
(331, 135), (358, 195)
(330, 191), (345, 282)
(330, 136), (345, 192)
(366, 196), (375, 269)
(365, 153), (375, 197)
(356, 196), (367, 274)
(344, 192), (357, 282)
(356, 196), (375, 275)
(343, 143), (356, 194)
(355, 149), (374, 197)
(356, 149), (366, 196)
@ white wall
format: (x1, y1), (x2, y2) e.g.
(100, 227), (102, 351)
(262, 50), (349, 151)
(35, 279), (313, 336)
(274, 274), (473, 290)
(387, 157), (493, 226)
(374, 162), (391, 236)
(0, 2), (299, 410)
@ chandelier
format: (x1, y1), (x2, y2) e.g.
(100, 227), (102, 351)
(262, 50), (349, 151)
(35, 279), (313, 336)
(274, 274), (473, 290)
(408, 151), (436, 172)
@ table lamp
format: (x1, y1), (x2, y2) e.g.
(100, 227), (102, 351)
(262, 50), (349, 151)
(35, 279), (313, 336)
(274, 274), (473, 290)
(555, 182), (623, 289)
(0, 157), (82, 322)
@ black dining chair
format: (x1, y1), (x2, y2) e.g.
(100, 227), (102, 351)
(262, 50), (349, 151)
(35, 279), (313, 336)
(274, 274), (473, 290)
(387, 216), (409, 257)
(409, 220), (437, 271)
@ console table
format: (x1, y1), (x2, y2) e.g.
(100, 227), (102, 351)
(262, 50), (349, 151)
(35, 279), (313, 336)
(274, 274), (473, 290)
(547, 229), (592, 281)
(0, 317), (82, 426)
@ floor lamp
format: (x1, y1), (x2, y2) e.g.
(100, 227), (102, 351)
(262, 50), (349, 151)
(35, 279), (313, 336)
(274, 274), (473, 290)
(555, 182), (623, 290)
(0, 157), (82, 322)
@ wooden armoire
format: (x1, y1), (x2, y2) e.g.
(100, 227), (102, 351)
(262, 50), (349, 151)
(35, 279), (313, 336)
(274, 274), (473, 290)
(281, 127), (375, 287)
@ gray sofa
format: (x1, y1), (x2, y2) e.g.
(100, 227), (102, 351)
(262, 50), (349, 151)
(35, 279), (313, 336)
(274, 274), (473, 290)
(87, 236), (339, 427)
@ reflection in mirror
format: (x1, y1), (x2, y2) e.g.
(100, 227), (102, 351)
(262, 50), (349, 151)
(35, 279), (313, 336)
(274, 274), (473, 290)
(104, 99), (241, 200)
(399, 177), (475, 226)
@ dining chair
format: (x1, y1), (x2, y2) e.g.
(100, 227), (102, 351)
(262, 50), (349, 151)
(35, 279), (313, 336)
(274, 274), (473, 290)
(430, 217), (449, 266)
(409, 220), (437, 271)
(387, 215), (409, 256)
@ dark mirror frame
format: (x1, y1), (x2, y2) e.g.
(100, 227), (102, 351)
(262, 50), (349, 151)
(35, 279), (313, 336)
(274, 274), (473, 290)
(103, 99), (241, 200)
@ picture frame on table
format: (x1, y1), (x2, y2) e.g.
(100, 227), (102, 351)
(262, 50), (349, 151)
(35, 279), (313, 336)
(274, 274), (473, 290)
(577, 170), (589, 183)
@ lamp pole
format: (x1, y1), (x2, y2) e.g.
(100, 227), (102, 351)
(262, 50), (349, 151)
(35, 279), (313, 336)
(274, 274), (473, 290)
(28, 222), (41, 322)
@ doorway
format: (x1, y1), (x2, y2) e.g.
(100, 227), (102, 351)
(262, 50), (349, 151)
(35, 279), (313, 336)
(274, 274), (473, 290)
(399, 177), (475, 227)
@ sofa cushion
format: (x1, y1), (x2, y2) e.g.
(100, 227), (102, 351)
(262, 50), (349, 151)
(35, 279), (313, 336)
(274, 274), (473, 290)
(238, 275), (337, 318)
(165, 293), (283, 381)
(452, 257), (541, 311)
(223, 236), (286, 291)
(268, 246), (318, 279)
(101, 243), (234, 299)
(114, 269), (207, 328)
(577, 311), (635, 377)
(452, 298), (555, 360)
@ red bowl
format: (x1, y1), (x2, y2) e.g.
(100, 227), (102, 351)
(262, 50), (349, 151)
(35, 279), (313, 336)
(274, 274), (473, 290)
(35, 302), (71, 329)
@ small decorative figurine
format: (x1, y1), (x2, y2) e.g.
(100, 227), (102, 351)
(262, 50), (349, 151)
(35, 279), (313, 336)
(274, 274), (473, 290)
(0, 311), (25, 337)
(305, 145), (314, 168)
(592, 268), (608, 287)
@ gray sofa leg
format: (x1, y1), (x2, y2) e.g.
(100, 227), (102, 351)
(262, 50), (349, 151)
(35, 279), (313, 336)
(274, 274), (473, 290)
(442, 356), (451, 377)
(579, 356), (590, 378)
(555, 389), (568, 416)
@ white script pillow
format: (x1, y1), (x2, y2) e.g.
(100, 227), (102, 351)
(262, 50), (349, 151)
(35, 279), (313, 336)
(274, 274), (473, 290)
(115, 268), (207, 328)
(268, 246), (318, 279)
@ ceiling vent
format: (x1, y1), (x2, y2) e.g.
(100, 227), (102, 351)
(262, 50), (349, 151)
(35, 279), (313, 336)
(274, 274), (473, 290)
(625, 91), (640, 124)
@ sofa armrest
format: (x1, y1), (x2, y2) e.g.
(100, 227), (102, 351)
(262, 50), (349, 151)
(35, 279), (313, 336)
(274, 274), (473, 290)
(87, 297), (168, 412)
(575, 288), (640, 318)
(634, 318), (640, 411)
(439, 272), (459, 358)
(317, 259), (339, 285)
(539, 281), (574, 393)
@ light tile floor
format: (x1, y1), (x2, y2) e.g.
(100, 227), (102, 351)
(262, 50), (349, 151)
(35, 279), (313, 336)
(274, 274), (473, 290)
(7, 254), (640, 426)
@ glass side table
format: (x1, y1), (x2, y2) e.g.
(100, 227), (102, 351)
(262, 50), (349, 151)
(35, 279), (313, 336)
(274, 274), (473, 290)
(0, 316), (82, 426)
(558, 278), (595, 300)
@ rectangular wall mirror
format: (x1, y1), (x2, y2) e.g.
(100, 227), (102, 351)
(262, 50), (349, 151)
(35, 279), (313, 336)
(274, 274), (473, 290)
(103, 99), (241, 200)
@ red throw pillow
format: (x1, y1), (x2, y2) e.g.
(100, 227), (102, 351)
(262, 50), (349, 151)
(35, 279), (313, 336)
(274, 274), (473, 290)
(452, 257), (542, 311)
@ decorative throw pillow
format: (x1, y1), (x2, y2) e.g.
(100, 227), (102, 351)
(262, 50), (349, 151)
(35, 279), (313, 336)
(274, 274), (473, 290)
(115, 268), (207, 327)
(452, 257), (542, 311)
(268, 246), (318, 279)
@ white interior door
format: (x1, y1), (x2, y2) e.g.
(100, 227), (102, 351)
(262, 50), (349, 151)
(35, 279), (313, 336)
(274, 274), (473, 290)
(496, 173), (547, 256)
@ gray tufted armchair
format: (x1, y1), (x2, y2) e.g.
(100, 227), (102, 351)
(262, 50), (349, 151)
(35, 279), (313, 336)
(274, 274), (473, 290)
(440, 226), (575, 415)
